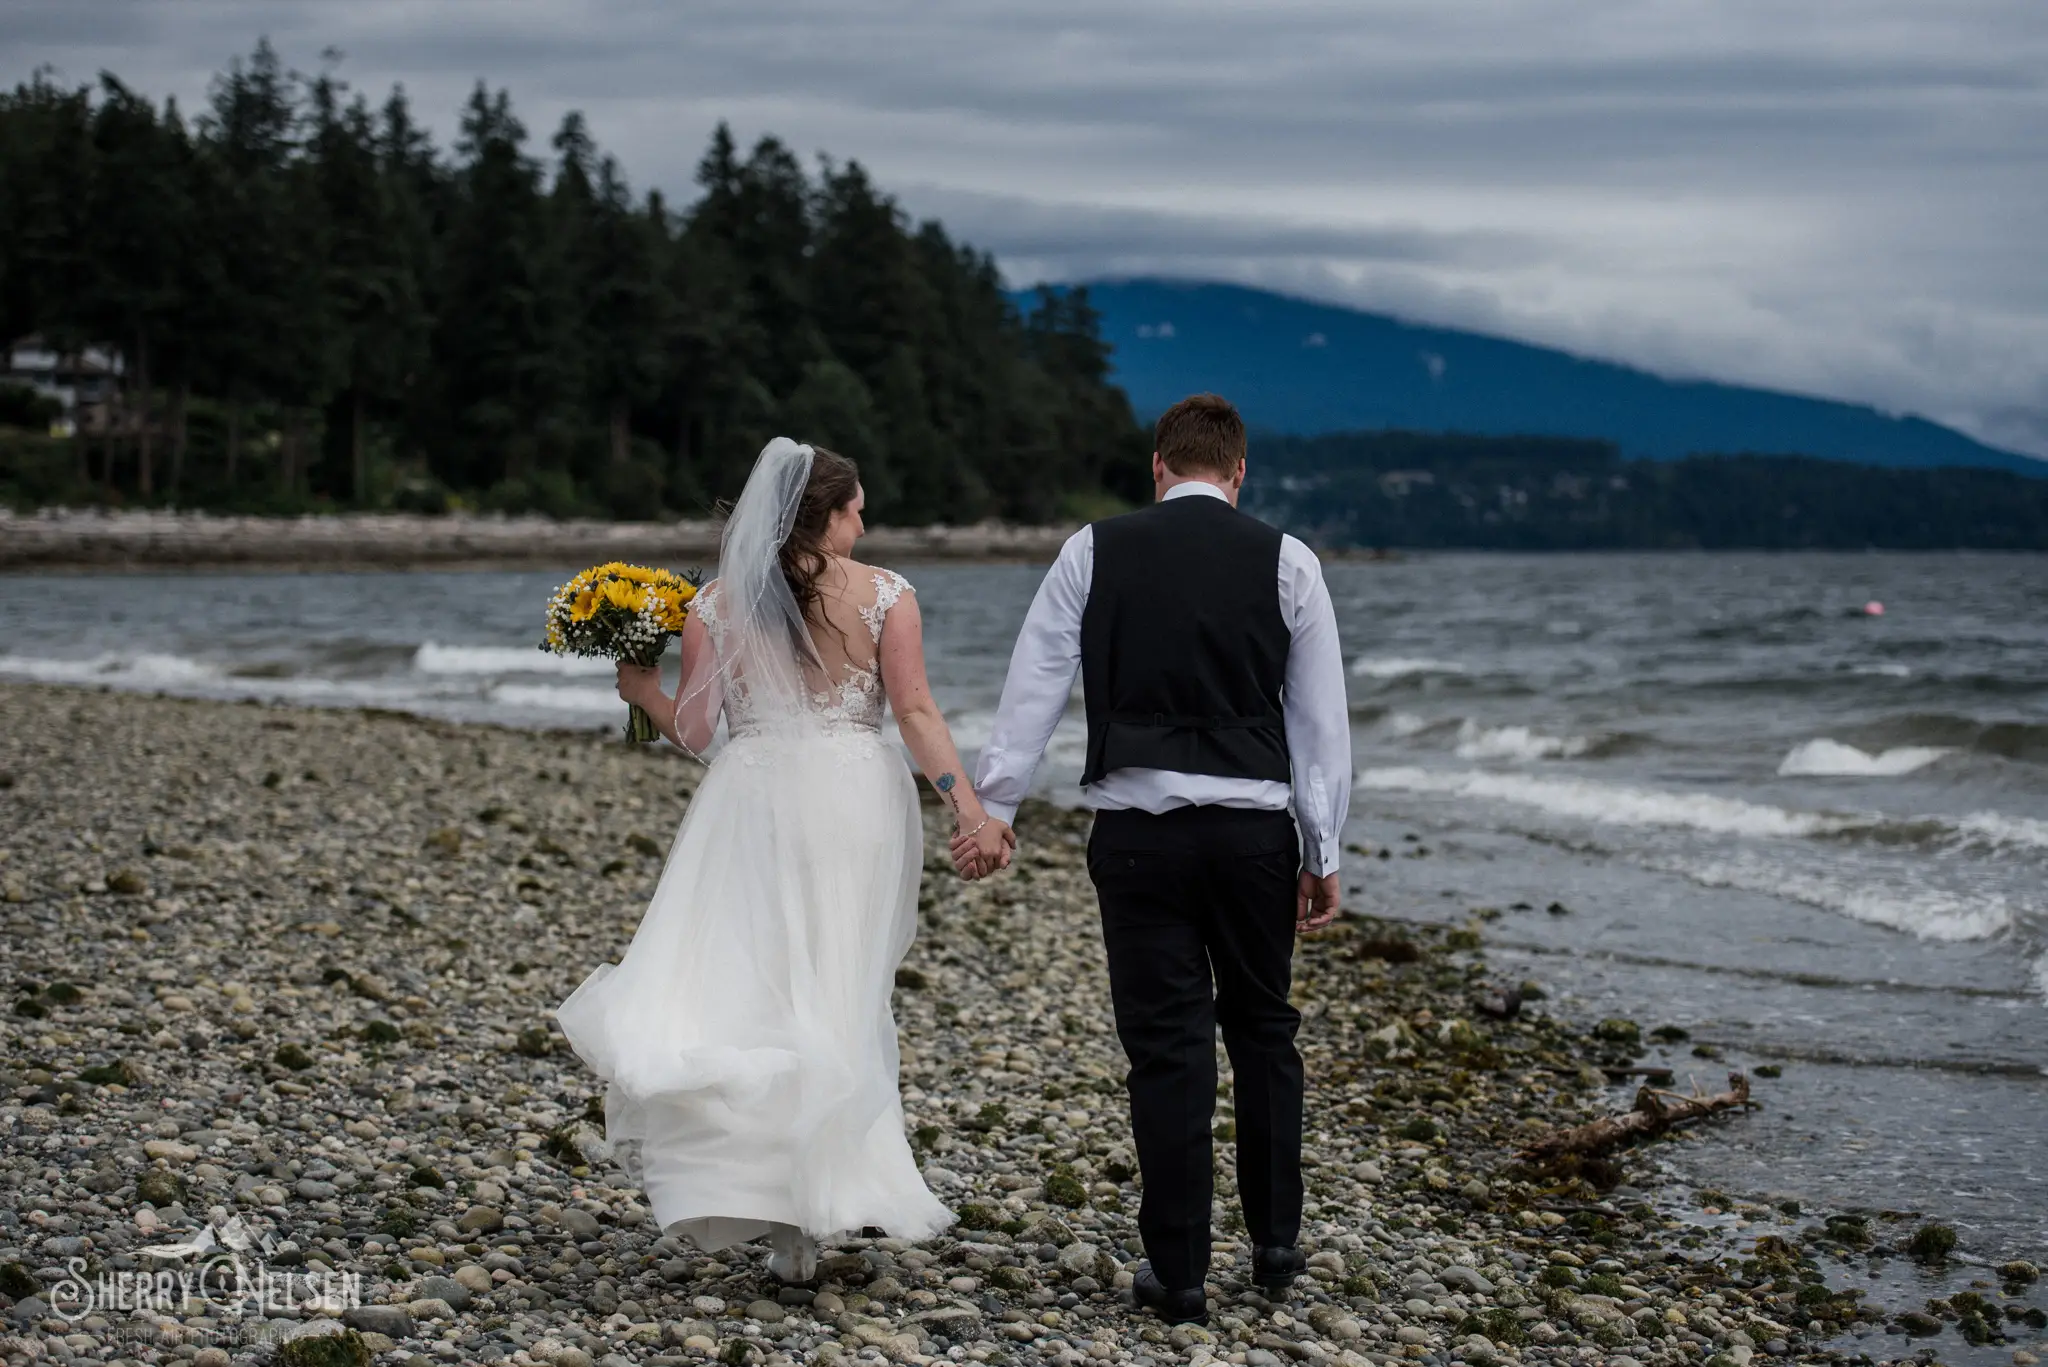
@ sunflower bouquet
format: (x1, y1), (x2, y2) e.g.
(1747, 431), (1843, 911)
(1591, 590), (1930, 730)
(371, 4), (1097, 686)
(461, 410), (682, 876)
(540, 562), (700, 742)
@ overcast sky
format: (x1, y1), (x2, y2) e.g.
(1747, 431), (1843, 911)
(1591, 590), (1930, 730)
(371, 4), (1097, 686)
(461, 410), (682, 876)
(9, 0), (2047, 457)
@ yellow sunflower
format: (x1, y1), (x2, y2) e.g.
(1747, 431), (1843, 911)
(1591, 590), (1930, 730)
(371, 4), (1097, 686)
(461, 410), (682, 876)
(652, 596), (690, 632)
(598, 578), (646, 614)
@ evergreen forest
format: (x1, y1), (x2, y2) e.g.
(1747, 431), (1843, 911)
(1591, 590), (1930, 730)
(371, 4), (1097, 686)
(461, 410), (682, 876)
(0, 43), (1149, 521)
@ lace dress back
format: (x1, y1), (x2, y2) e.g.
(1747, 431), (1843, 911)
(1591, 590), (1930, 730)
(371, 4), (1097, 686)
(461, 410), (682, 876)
(696, 565), (910, 735)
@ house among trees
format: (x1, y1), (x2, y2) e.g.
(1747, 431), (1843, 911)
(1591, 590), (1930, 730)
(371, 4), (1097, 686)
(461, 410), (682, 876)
(3, 336), (125, 435)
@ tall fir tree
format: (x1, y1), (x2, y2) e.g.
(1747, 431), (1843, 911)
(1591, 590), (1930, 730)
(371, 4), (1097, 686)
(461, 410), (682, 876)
(196, 39), (310, 489)
(82, 76), (188, 494)
(306, 71), (425, 503)
(435, 83), (555, 491)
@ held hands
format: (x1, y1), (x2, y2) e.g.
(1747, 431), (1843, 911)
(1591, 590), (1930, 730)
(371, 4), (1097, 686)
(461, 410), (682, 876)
(950, 818), (1017, 881)
(1296, 869), (1340, 933)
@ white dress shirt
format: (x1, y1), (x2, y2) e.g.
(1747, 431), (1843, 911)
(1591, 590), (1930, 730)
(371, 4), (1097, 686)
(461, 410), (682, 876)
(973, 480), (1352, 875)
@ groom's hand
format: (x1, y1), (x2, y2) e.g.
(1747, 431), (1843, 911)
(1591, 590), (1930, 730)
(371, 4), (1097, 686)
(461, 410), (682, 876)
(1296, 870), (1340, 932)
(951, 820), (1016, 879)
(949, 837), (986, 880)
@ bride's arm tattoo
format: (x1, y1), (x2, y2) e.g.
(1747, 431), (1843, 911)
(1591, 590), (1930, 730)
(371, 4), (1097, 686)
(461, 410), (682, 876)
(935, 771), (962, 818)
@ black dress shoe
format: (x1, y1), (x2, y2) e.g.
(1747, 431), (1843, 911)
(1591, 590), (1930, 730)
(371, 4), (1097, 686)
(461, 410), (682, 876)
(1132, 1262), (1207, 1324)
(1251, 1244), (1306, 1293)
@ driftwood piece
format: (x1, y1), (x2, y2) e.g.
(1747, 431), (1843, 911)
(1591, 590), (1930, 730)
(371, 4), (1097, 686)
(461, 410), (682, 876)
(1520, 1071), (1752, 1162)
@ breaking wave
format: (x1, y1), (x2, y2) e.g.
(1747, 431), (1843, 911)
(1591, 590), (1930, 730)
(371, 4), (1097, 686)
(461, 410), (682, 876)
(1454, 721), (1593, 762)
(1655, 853), (2014, 942)
(1952, 811), (2048, 853)
(414, 642), (612, 676)
(0, 651), (222, 689)
(1356, 766), (1862, 838)
(0, 650), (452, 713)
(487, 682), (620, 713)
(1778, 739), (1952, 778)
(1355, 765), (2048, 857)
(1845, 714), (2048, 766)
(1350, 656), (1467, 680)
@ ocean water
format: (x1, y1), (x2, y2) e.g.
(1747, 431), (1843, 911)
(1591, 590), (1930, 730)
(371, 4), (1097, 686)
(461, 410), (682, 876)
(2, 552), (2043, 1264)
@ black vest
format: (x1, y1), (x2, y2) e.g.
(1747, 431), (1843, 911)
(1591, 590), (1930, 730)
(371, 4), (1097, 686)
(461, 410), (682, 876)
(1079, 494), (1293, 787)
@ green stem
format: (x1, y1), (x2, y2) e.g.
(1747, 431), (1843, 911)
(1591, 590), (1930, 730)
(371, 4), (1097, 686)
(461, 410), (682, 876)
(624, 702), (658, 744)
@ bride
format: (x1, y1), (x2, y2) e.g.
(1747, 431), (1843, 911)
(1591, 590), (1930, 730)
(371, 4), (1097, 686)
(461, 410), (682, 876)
(556, 437), (1004, 1280)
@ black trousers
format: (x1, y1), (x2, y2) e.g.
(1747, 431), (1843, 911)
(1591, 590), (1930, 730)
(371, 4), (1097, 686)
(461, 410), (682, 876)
(1087, 805), (1304, 1291)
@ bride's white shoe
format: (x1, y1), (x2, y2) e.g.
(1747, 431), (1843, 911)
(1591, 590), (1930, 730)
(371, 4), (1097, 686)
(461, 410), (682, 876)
(766, 1224), (819, 1283)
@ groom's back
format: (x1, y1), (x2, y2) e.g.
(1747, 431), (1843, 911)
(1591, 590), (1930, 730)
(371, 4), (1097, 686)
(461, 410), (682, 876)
(1079, 494), (1292, 787)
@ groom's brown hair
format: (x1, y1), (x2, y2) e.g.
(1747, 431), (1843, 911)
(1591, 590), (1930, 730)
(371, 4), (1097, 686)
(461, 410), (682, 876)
(1154, 393), (1246, 480)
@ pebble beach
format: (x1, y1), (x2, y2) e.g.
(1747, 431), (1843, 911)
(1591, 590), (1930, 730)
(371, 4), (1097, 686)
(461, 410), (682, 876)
(2, 683), (2041, 1367)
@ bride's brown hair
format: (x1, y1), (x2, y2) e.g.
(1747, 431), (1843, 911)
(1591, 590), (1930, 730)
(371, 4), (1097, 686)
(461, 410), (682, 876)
(778, 446), (860, 627)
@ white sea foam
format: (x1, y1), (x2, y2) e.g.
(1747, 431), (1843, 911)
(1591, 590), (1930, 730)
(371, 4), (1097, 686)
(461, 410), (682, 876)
(944, 708), (1089, 770)
(1453, 720), (1591, 762)
(415, 642), (612, 677)
(1778, 739), (1952, 778)
(1356, 766), (1867, 838)
(1385, 711), (1435, 738)
(1350, 656), (1467, 680)
(0, 651), (224, 688)
(1853, 663), (1913, 678)
(0, 651), (467, 713)
(1361, 764), (2048, 873)
(1953, 811), (2048, 853)
(1044, 716), (1091, 771)
(1660, 853), (2014, 942)
(488, 682), (621, 714)
(938, 708), (996, 753)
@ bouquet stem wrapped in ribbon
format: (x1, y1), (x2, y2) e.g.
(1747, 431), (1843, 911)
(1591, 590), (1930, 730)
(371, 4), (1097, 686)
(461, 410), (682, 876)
(540, 562), (700, 742)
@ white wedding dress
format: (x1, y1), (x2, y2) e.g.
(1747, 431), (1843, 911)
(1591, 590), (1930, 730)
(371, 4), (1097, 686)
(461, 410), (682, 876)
(557, 444), (952, 1264)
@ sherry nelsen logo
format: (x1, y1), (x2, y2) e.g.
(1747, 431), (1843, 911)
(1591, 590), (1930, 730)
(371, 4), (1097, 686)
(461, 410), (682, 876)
(47, 1215), (360, 1323)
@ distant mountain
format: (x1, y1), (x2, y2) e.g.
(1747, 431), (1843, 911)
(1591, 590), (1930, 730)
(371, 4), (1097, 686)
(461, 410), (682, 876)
(1031, 279), (2045, 477)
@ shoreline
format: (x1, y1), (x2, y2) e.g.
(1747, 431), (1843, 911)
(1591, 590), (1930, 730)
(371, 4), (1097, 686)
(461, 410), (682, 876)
(1, 683), (2034, 1367)
(17, 510), (2037, 576)
(0, 510), (1077, 572)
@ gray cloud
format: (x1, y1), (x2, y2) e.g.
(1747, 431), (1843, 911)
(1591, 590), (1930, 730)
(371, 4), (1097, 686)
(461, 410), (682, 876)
(897, 187), (1554, 274)
(7, 0), (2047, 456)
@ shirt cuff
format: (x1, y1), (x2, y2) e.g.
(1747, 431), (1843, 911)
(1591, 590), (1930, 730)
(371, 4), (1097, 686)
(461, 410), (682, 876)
(982, 798), (1020, 827)
(1302, 832), (1341, 877)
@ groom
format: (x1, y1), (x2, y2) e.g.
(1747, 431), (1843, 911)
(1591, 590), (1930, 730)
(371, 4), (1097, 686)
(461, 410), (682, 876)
(955, 393), (1351, 1323)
